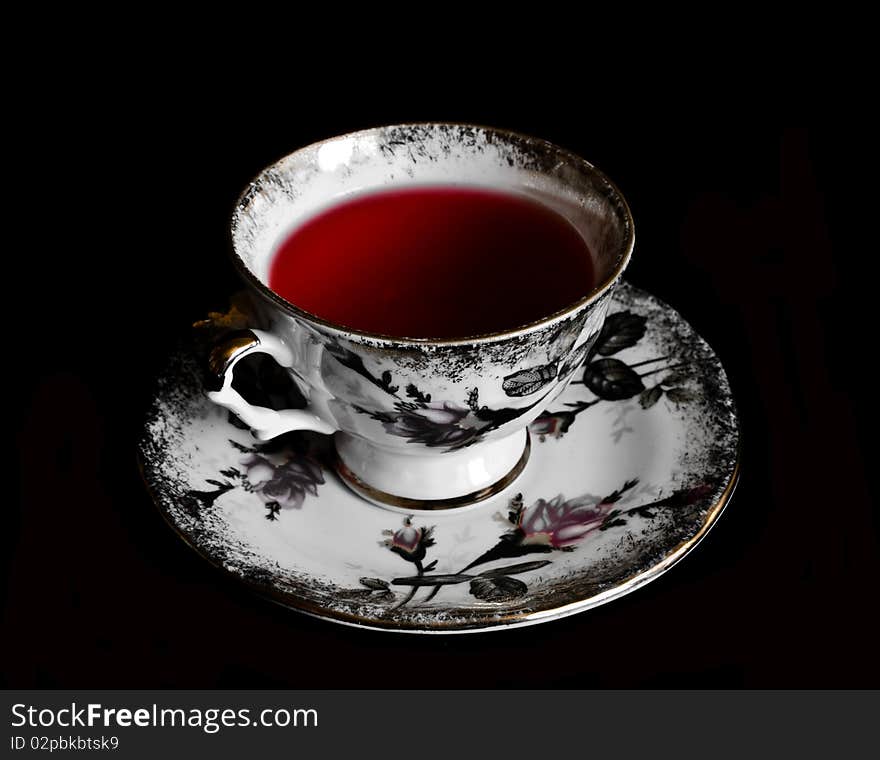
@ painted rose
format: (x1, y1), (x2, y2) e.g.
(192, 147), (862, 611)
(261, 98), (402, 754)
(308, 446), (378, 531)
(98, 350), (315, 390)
(240, 452), (324, 510)
(383, 517), (435, 563)
(383, 402), (482, 449)
(515, 494), (612, 548)
(530, 411), (576, 440)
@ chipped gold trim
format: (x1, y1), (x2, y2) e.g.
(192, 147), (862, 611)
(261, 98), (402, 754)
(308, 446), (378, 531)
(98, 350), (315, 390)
(334, 433), (531, 511)
(207, 329), (260, 379)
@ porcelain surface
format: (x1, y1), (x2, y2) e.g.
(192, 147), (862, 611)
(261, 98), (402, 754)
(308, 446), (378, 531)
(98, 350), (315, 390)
(208, 124), (634, 502)
(140, 282), (739, 633)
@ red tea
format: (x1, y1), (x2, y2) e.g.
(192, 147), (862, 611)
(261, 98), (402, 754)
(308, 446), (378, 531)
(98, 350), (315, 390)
(268, 186), (596, 339)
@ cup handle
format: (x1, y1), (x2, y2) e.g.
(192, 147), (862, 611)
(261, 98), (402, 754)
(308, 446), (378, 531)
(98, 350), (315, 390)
(206, 328), (337, 440)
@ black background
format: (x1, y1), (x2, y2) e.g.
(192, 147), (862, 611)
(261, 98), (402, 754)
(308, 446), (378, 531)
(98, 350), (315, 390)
(5, 91), (876, 687)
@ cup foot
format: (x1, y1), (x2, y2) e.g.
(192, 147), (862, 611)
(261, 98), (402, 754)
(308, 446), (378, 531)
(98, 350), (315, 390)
(334, 430), (530, 511)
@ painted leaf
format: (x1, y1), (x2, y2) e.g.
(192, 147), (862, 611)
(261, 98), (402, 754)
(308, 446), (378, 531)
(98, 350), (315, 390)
(583, 358), (645, 400)
(469, 576), (528, 602)
(631, 506), (656, 519)
(379, 370), (398, 395)
(639, 385), (663, 409)
(600, 518), (627, 531)
(594, 312), (647, 356)
(326, 343), (399, 395)
(502, 362), (558, 397)
(478, 560), (552, 578)
(391, 574), (473, 586)
(460, 538), (553, 573)
(359, 577), (390, 591)
(405, 384), (431, 403)
(466, 387), (480, 411)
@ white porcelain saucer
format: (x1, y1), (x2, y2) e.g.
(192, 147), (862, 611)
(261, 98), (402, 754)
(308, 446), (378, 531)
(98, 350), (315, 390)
(138, 282), (740, 633)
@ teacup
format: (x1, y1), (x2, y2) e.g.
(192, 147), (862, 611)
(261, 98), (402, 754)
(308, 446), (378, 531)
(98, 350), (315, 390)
(207, 123), (634, 509)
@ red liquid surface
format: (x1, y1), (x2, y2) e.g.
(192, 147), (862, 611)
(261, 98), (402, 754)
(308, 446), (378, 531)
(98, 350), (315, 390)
(268, 186), (596, 339)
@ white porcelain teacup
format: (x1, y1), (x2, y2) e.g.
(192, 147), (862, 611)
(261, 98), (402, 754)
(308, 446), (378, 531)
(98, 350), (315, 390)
(207, 124), (634, 509)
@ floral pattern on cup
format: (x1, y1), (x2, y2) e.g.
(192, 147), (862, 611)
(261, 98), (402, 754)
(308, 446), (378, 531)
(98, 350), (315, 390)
(530, 310), (701, 441)
(354, 386), (551, 452)
(373, 401), (481, 449)
(184, 300), (705, 518)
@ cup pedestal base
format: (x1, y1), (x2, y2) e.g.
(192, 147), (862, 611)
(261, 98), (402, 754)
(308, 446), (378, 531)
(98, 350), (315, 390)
(334, 429), (530, 511)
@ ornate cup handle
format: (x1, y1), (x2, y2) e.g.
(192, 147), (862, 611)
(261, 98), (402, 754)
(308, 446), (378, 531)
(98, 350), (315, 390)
(206, 329), (337, 440)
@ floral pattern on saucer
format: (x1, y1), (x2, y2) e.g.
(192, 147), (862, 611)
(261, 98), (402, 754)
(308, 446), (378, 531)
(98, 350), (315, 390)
(349, 479), (715, 612)
(139, 282), (739, 632)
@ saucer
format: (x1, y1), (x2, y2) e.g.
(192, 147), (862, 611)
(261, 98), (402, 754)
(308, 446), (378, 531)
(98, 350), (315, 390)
(138, 282), (740, 633)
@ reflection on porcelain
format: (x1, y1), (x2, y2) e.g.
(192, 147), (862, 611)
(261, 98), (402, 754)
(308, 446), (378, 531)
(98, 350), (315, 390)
(206, 124), (634, 506)
(140, 282), (740, 633)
